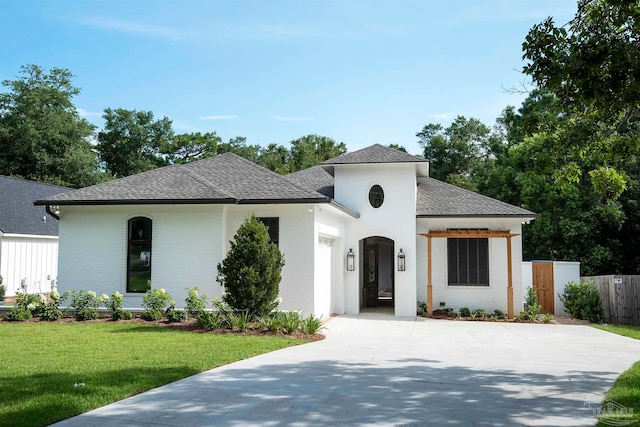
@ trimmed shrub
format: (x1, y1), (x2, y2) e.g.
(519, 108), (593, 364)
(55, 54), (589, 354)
(5, 307), (33, 321)
(459, 307), (471, 317)
(216, 215), (284, 318)
(559, 281), (605, 323)
(493, 309), (506, 320)
(417, 301), (427, 315)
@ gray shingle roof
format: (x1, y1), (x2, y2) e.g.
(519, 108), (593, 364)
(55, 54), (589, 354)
(287, 166), (334, 198)
(36, 153), (330, 205)
(0, 176), (70, 236)
(321, 144), (428, 165)
(416, 177), (536, 217)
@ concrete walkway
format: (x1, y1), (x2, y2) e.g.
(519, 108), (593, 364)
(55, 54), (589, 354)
(52, 315), (640, 426)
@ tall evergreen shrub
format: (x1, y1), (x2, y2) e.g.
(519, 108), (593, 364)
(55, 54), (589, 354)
(217, 215), (284, 317)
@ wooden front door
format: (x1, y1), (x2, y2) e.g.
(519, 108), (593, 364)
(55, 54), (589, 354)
(365, 245), (378, 307)
(532, 262), (554, 314)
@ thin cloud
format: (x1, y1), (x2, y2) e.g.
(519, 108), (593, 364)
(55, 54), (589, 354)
(199, 115), (238, 120)
(429, 113), (455, 120)
(77, 108), (102, 117)
(77, 17), (199, 41)
(269, 115), (312, 122)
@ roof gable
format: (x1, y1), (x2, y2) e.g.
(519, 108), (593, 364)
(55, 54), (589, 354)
(37, 153), (329, 205)
(0, 176), (70, 235)
(287, 166), (334, 198)
(416, 177), (536, 218)
(321, 144), (428, 165)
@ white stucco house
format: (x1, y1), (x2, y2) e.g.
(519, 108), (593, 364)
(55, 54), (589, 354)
(36, 145), (536, 317)
(1, 176), (71, 298)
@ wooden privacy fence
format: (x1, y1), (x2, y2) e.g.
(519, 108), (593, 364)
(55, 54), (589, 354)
(581, 275), (640, 326)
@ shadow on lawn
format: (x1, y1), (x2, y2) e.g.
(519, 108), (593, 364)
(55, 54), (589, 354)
(0, 366), (199, 427)
(49, 358), (613, 427)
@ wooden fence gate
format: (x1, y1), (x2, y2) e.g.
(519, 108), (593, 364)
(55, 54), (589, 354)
(532, 262), (555, 314)
(581, 275), (640, 326)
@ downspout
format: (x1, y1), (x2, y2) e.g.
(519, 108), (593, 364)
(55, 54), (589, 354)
(45, 205), (60, 221)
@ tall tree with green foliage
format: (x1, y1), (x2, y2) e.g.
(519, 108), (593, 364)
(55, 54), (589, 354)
(165, 132), (222, 164)
(288, 134), (347, 172)
(216, 215), (284, 317)
(0, 65), (101, 188)
(522, 0), (640, 173)
(97, 108), (173, 177)
(416, 116), (497, 190)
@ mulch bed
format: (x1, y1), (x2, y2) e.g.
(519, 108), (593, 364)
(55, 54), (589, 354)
(421, 313), (558, 324)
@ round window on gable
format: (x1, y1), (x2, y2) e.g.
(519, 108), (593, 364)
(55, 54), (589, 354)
(369, 185), (384, 208)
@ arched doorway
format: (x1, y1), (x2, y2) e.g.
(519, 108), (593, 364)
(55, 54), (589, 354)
(361, 236), (394, 308)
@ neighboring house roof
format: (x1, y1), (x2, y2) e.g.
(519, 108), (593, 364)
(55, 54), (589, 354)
(0, 176), (70, 236)
(35, 153), (361, 216)
(321, 144), (428, 165)
(287, 166), (335, 198)
(416, 177), (536, 218)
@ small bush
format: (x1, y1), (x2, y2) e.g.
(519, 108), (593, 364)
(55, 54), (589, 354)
(493, 309), (506, 320)
(459, 307), (471, 317)
(65, 290), (103, 321)
(228, 310), (252, 331)
(39, 296), (63, 321)
(197, 311), (223, 330)
(524, 287), (542, 321)
(475, 309), (487, 319)
(258, 313), (283, 332)
(542, 313), (554, 323)
(185, 286), (208, 317)
(301, 314), (324, 334)
(5, 307), (33, 321)
(417, 301), (427, 315)
(0, 275), (5, 301)
(517, 311), (528, 321)
(107, 291), (133, 320)
(281, 311), (302, 333)
(141, 288), (172, 321)
(166, 308), (187, 323)
(559, 281), (605, 323)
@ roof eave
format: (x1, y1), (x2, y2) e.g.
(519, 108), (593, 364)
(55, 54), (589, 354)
(34, 198), (237, 206)
(416, 213), (537, 219)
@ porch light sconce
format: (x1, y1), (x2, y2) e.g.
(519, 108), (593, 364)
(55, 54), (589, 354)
(397, 249), (406, 271)
(346, 249), (355, 271)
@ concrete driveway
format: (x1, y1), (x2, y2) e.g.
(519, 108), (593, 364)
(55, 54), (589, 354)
(52, 314), (640, 427)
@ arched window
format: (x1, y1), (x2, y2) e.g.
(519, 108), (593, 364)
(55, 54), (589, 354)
(127, 217), (152, 293)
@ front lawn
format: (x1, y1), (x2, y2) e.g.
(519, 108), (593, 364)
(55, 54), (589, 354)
(0, 322), (304, 427)
(592, 324), (640, 426)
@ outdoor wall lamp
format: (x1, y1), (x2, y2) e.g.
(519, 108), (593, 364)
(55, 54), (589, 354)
(346, 248), (355, 271)
(397, 249), (406, 271)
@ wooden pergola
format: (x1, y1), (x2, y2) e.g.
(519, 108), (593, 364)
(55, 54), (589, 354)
(419, 229), (520, 318)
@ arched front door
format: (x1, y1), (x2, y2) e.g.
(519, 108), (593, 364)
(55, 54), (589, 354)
(362, 236), (394, 308)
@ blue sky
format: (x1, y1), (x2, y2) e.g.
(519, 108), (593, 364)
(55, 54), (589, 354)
(0, 0), (576, 155)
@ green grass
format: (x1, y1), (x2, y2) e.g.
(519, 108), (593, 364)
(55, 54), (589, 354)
(593, 324), (640, 340)
(592, 324), (640, 426)
(0, 322), (304, 427)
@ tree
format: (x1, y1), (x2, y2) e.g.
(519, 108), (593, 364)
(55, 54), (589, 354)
(0, 64), (100, 187)
(416, 116), (493, 188)
(387, 144), (407, 152)
(216, 215), (284, 317)
(522, 0), (640, 166)
(165, 132), (221, 164)
(257, 143), (291, 174)
(523, 0), (640, 117)
(288, 134), (347, 172)
(217, 136), (262, 163)
(97, 108), (173, 177)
